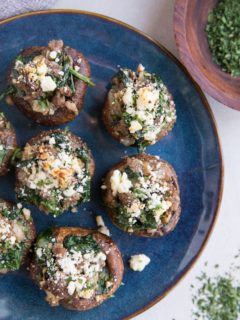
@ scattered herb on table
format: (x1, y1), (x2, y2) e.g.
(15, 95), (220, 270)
(206, 0), (240, 77)
(191, 252), (240, 320)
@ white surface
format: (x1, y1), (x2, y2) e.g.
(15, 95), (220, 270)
(51, 1), (240, 319)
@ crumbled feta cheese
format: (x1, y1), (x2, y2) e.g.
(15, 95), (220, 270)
(36, 248), (43, 258)
(143, 130), (157, 142)
(49, 51), (57, 60)
(22, 208), (31, 220)
(67, 281), (76, 295)
(74, 65), (80, 71)
(110, 170), (132, 196)
(37, 63), (48, 76)
(136, 87), (159, 111)
(49, 137), (56, 145)
(129, 254), (151, 271)
(129, 120), (142, 133)
(40, 76), (57, 92)
(122, 87), (133, 107)
(17, 203), (23, 209)
(96, 215), (111, 236)
(63, 186), (76, 197)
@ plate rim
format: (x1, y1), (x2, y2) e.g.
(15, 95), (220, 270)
(0, 9), (224, 320)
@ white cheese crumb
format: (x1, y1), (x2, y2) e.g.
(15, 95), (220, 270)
(74, 65), (80, 71)
(96, 215), (111, 236)
(67, 281), (76, 295)
(143, 130), (157, 142)
(37, 63), (48, 76)
(129, 120), (142, 133)
(122, 87), (133, 107)
(17, 203), (23, 209)
(110, 170), (132, 196)
(136, 87), (159, 111)
(40, 76), (57, 92)
(49, 51), (57, 60)
(129, 254), (151, 271)
(36, 248), (43, 258)
(49, 137), (56, 145)
(22, 208), (31, 220)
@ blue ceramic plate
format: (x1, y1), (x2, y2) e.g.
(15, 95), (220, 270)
(0, 10), (223, 320)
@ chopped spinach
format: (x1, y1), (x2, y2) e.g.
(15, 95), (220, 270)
(63, 235), (100, 253)
(115, 203), (157, 231)
(97, 270), (112, 294)
(1, 206), (21, 220)
(16, 54), (37, 65)
(19, 187), (63, 216)
(124, 166), (141, 180)
(0, 241), (24, 271)
(80, 180), (91, 203)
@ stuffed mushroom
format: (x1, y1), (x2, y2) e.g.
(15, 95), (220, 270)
(16, 129), (95, 217)
(5, 40), (93, 125)
(0, 199), (35, 273)
(0, 112), (17, 175)
(30, 227), (124, 310)
(103, 64), (176, 151)
(102, 154), (181, 237)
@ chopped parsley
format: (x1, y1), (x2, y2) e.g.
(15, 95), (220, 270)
(206, 0), (240, 76)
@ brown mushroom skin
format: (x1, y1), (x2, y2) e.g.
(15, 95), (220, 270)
(30, 227), (124, 311)
(0, 113), (17, 176)
(102, 154), (181, 237)
(0, 199), (36, 273)
(8, 46), (90, 126)
(15, 129), (95, 215)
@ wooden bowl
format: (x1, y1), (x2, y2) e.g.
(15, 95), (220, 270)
(174, 0), (240, 110)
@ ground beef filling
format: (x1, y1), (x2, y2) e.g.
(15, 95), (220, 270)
(0, 202), (33, 271)
(35, 231), (113, 304)
(108, 64), (176, 150)
(103, 157), (179, 233)
(16, 131), (91, 216)
(10, 40), (89, 116)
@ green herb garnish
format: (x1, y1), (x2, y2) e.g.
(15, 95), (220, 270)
(69, 67), (95, 87)
(192, 255), (240, 320)
(206, 0), (240, 76)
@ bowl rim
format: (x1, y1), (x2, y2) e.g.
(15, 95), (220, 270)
(173, 0), (240, 110)
(0, 8), (224, 320)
